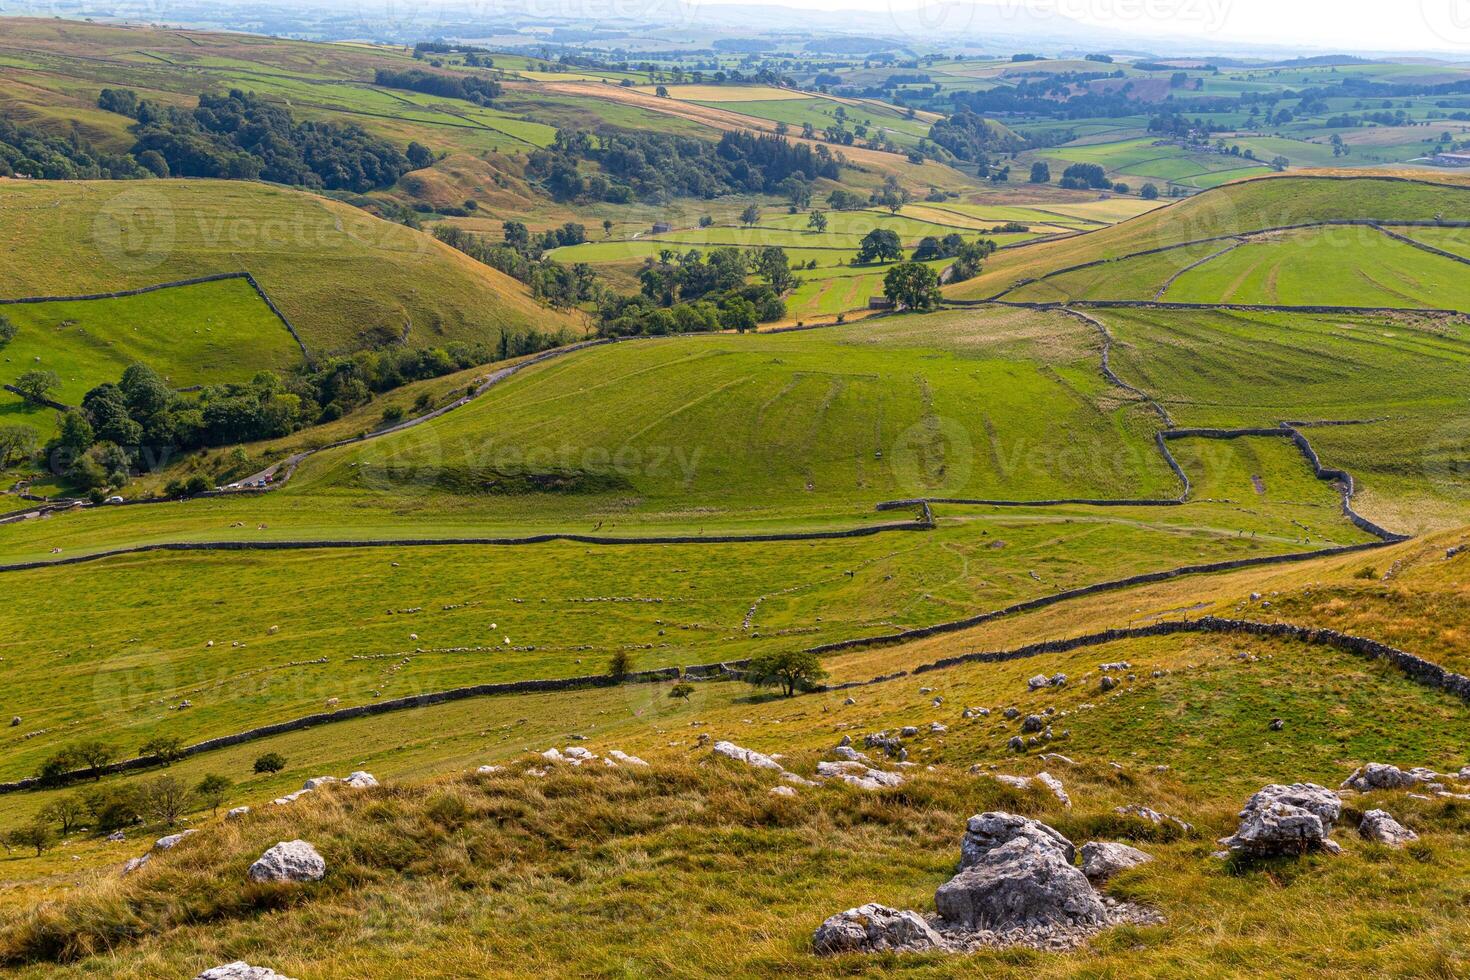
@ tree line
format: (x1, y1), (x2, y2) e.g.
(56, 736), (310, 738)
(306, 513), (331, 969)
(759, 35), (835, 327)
(528, 128), (841, 203)
(97, 88), (418, 192)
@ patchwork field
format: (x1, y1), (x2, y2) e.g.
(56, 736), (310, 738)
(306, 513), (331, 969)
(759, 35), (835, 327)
(5, 25), (1470, 972)
(1095, 307), (1470, 530)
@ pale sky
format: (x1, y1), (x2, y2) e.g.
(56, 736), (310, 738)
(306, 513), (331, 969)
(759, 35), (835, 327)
(689, 0), (1470, 55)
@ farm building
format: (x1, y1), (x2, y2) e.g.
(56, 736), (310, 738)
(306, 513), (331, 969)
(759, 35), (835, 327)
(1431, 152), (1470, 168)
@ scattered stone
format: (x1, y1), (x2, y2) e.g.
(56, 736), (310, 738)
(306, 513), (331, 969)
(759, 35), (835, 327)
(832, 745), (869, 762)
(1341, 763), (1439, 793)
(838, 734), (852, 747)
(8, 716), (18, 727)
(106, 830), (126, 842)
(1050, 673), (1067, 687)
(1036, 772), (1071, 808)
(476, 765), (504, 774)
(154, 830), (197, 851)
(1080, 842), (1152, 881)
(929, 722), (948, 734)
(608, 750), (648, 767)
(1040, 753), (1076, 766)
(302, 776), (340, 790)
(782, 771), (818, 787)
(1114, 804), (1193, 834)
(121, 854), (151, 876)
(713, 740), (783, 771)
(769, 785), (798, 799)
(843, 697), (856, 706)
(1359, 809), (1417, 847)
(1003, 707), (1020, 720)
(1219, 783), (1342, 858)
(900, 726), (920, 738)
(1028, 674), (1050, 691)
(194, 962), (297, 980)
(1008, 736), (1025, 752)
(1020, 714), (1044, 734)
(343, 771), (379, 788)
(816, 760), (904, 791)
(1099, 676), (1118, 692)
(1269, 718), (1285, 731)
(961, 812), (1075, 867)
(247, 840), (326, 884)
(812, 904), (946, 955)
(226, 806), (251, 821)
(271, 789), (312, 806)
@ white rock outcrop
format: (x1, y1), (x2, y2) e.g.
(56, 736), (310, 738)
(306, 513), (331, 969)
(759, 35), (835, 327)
(961, 812), (1075, 867)
(194, 964), (296, 980)
(247, 840), (326, 884)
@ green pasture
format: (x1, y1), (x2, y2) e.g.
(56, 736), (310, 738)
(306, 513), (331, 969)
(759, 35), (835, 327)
(0, 462), (1362, 784)
(0, 302), (1404, 563)
(1002, 240), (1233, 302)
(1096, 306), (1470, 531)
(1163, 226), (1470, 310)
(947, 176), (1470, 302)
(0, 278), (301, 418)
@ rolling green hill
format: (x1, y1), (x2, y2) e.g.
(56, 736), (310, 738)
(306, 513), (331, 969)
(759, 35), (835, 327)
(948, 175), (1470, 302)
(0, 179), (584, 356)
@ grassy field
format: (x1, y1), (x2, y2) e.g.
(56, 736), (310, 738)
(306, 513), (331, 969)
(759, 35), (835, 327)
(1095, 307), (1470, 531)
(0, 277), (302, 431)
(948, 175), (1470, 302)
(1034, 137), (1275, 191)
(1162, 226), (1470, 310)
(0, 180), (583, 356)
(4, 548), (1470, 975)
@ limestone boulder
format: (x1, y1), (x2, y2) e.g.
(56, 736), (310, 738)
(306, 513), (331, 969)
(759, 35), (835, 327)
(812, 903), (946, 955)
(936, 837), (1105, 932)
(960, 812), (1075, 867)
(247, 840), (326, 884)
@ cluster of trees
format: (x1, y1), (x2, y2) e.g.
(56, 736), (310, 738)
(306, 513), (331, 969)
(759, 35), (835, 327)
(97, 89), (414, 192)
(412, 41), (495, 68)
(927, 109), (1024, 169)
(373, 68), (501, 105)
(4, 736), (265, 856)
(527, 128), (841, 203)
(434, 223), (601, 308)
(599, 245), (789, 336)
(42, 344), (508, 492)
(0, 114), (146, 180)
(1058, 162), (1112, 190)
(1147, 112), (1229, 138)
